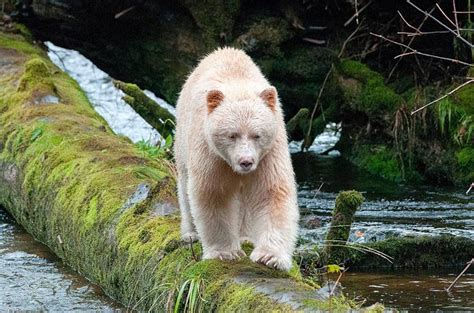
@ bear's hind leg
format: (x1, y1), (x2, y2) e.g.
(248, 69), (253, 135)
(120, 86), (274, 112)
(178, 171), (198, 243)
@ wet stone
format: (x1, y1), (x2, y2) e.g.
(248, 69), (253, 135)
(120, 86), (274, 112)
(152, 202), (177, 216)
(123, 183), (150, 209)
(33, 95), (59, 105)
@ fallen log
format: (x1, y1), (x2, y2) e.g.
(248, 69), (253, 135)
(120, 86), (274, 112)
(0, 28), (361, 311)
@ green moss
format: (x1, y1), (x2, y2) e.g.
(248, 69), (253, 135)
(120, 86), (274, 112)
(114, 80), (175, 138)
(351, 236), (474, 269)
(286, 108), (309, 141)
(456, 147), (474, 183)
(325, 191), (364, 263)
(338, 59), (403, 116)
(352, 144), (403, 182)
(302, 295), (357, 311)
(258, 46), (340, 120)
(17, 57), (55, 92)
(234, 17), (292, 56)
(182, 0), (241, 46)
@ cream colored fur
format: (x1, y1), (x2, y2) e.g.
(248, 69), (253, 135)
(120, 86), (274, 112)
(174, 47), (299, 271)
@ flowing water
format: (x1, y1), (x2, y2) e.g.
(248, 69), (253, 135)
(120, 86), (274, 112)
(0, 209), (124, 311)
(293, 153), (474, 311)
(0, 42), (472, 311)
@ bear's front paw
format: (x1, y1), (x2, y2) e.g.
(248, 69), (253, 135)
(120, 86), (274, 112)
(181, 231), (198, 243)
(204, 248), (246, 261)
(250, 247), (292, 271)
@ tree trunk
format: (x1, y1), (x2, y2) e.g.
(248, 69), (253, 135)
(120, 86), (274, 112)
(0, 28), (356, 311)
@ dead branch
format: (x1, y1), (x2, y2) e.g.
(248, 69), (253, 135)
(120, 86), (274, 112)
(467, 183), (474, 195)
(407, 0), (473, 48)
(446, 258), (474, 292)
(344, 0), (372, 27)
(305, 65), (333, 144)
(411, 79), (474, 115)
(387, 6), (437, 81)
(371, 32), (473, 66)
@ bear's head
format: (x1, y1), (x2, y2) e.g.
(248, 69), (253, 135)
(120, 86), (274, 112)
(204, 87), (278, 175)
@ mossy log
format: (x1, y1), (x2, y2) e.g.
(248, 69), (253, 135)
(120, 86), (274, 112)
(324, 191), (364, 263)
(114, 80), (175, 139)
(352, 235), (474, 269)
(0, 30), (361, 311)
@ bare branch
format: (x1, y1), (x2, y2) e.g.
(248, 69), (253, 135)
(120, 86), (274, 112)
(339, 20), (364, 58)
(452, 0), (460, 35)
(446, 258), (473, 292)
(466, 183), (474, 195)
(411, 79), (474, 115)
(398, 30), (451, 36)
(344, 0), (373, 27)
(308, 26), (327, 30)
(387, 5), (436, 81)
(305, 65), (334, 144)
(372, 32), (473, 66)
(398, 11), (419, 32)
(436, 3), (457, 29)
(407, 0), (473, 48)
(302, 38), (326, 45)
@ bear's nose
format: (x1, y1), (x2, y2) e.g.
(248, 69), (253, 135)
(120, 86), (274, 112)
(240, 160), (254, 171)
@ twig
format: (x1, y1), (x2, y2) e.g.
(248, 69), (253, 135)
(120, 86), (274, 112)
(308, 26), (327, 30)
(446, 258), (473, 292)
(305, 65), (333, 145)
(397, 30), (452, 36)
(411, 79), (474, 114)
(312, 182), (325, 199)
(467, 183), (474, 195)
(302, 38), (326, 45)
(387, 6), (437, 81)
(189, 238), (197, 261)
(339, 20), (364, 58)
(398, 11), (419, 32)
(330, 267), (348, 296)
(115, 6), (136, 19)
(436, 3), (457, 29)
(407, 0), (473, 48)
(371, 32), (473, 67)
(344, 0), (372, 27)
(453, 0), (460, 36)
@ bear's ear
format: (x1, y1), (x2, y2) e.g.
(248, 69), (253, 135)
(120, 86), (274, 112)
(259, 87), (277, 111)
(207, 90), (224, 113)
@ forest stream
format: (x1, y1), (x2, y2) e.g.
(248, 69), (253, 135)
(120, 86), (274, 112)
(0, 42), (472, 312)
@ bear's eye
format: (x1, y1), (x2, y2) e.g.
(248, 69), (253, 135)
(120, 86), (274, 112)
(229, 133), (237, 140)
(253, 134), (261, 140)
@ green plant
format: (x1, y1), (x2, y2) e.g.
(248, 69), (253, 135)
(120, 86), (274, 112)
(136, 134), (173, 159)
(174, 277), (206, 313)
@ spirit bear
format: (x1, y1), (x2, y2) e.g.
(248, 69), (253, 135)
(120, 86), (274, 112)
(174, 47), (299, 271)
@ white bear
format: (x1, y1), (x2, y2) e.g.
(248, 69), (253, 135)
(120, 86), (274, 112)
(174, 47), (299, 271)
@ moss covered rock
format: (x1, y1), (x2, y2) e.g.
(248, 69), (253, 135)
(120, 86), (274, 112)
(338, 59), (403, 117)
(324, 191), (364, 263)
(352, 235), (474, 269)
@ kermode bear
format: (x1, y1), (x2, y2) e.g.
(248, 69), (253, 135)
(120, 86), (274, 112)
(174, 47), (299, 271)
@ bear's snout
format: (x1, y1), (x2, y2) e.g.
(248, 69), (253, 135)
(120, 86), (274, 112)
(239, 159), (254, 171)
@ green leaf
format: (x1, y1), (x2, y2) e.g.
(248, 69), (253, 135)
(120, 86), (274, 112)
(327, 264), (342, 273)
(31, 127), (43, 142)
